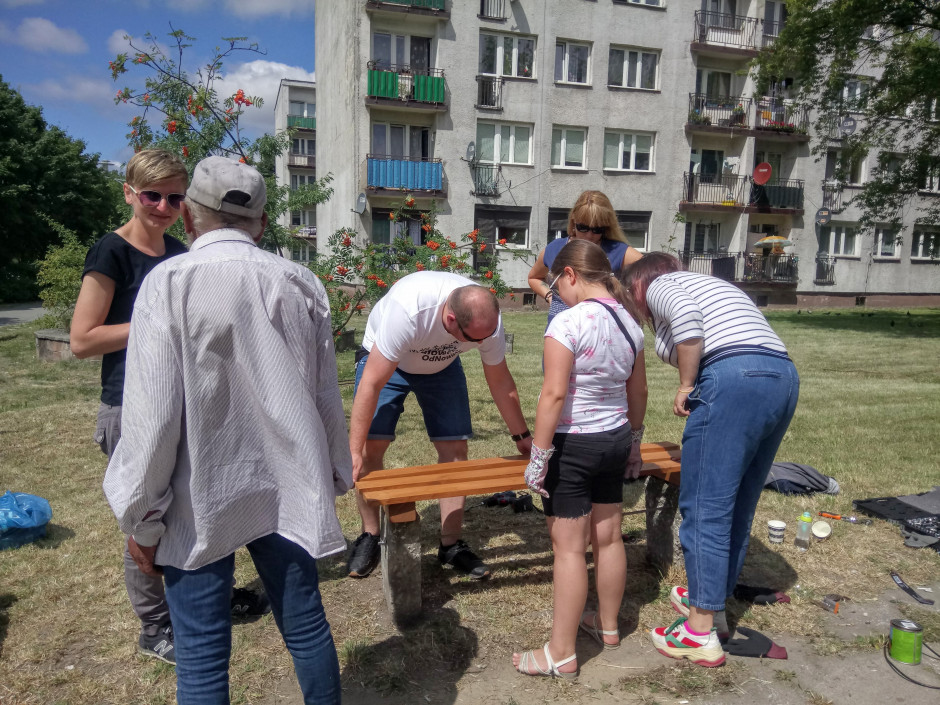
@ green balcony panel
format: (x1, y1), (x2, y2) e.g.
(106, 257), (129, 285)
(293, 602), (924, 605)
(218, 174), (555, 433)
(288, 116), (316, 129)
(414, 74), (445, 104)
(368, 70), (399, 99)
(384, 0), (446, 9)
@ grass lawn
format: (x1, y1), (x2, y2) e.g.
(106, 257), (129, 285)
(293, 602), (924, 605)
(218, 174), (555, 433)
(1, 308), (938, 703)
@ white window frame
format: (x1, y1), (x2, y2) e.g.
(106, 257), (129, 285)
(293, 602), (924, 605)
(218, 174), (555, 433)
(291, 137), (315, 155)
(371, 123), (432, 160)
(603, 130), (654, 171)
(843, 77), (871, 111)
(874, 227), (900, 259)
(554, 40), (591, 85)
(919, 158), (940, 192)
(479, 32), (536, 79)
(620, 0), (664, 6)
(290, 173), (314, 190)
(911, 230), (940, 259)
(825, 149), (865, 186)
(476, 121), (532, 165)
(551, 126), (587, 169)
(819, 224), (858, 257)
(608, 45), (659, 90)
(288, 101), (315, 117)
(290, 210), (315, 227)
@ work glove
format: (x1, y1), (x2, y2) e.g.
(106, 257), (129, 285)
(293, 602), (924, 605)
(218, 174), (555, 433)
(625, 424), (645, 480)
(524, 443), (554, 498)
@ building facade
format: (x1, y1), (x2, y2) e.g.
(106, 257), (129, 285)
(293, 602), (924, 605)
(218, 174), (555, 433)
(313, 0), (940, 307)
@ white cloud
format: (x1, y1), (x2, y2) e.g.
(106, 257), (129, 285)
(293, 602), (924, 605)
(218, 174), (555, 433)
(1, 0), (46, 8)
(224, 0), (315, 18)
(8, 17), (87, 53)
(27, 76), (117, 106)
(107, 29), (172, 59)
(216, 59), (315, 133)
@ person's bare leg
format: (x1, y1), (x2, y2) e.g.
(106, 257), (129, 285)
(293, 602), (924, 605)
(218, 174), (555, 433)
(687, 605), (715, 634)
(589, 503), (626, 646)
(355, 439), (391, 536)
(432, 439), (468, 544)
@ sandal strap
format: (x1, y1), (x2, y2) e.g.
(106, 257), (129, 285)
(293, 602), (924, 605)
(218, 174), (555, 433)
(517, 647), (551, 676)
(544, 643), (577, 674)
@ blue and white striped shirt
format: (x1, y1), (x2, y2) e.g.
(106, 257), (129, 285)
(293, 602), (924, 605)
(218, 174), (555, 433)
(646, 271), (787, 369)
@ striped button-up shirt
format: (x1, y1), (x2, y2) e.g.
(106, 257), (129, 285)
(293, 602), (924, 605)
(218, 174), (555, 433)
(103, 229), (353, 570)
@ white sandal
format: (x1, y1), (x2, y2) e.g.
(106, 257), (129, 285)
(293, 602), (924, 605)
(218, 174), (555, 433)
(515, 643), (578, 680)
(579, 612), (621, 650)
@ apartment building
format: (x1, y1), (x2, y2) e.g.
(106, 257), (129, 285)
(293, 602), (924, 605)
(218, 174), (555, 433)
(274, 78), (318, 263)
(313, 0), (940, 307)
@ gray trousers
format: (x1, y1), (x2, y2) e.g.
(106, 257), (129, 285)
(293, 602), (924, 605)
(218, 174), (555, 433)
(97, 403), (170, 636)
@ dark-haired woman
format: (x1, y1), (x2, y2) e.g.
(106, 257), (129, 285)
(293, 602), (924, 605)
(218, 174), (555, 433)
(621, 252), (799, 668)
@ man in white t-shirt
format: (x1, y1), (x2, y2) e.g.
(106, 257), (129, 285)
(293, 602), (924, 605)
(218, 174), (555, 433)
(348, 271), (533, 580)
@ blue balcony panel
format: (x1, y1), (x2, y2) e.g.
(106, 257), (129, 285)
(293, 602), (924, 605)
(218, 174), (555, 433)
(367, 157), (443, 191)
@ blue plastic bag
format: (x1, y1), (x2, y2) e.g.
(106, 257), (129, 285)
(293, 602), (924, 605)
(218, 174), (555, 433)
(0, 491), (53, 550)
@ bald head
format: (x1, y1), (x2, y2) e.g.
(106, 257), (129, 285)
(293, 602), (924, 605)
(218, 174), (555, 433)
(449, 284), (499, 331)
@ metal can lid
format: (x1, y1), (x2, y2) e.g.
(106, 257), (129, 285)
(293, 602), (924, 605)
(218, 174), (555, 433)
(890, 618), (922, 632)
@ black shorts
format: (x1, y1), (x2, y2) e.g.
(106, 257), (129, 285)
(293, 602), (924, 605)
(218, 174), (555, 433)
(542, 424), (631, 518)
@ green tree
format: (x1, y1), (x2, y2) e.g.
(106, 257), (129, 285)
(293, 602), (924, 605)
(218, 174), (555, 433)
(755, 1), (940, 233)
(0, 75), (122, 300)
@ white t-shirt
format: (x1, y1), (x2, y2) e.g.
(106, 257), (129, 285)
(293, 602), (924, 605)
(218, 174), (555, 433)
(362, 271), (506, 374)
(544, 298), (644, 434)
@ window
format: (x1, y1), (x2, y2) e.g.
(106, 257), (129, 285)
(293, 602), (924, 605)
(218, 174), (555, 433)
(874, 227), (899, 258)
(917, 156), (940, 192)
(479, 0), (506, 19)
(616, 0), (664, 6)
(825, 149), (864, 185)
(479, 32), (535, 78)
(372, 209), (423, 246)
(608, 46), (658, 89)
(683, 222), (720, 253)
(474, 205), (531, 260)
(291, 174), (314, 190)
(554, 40), (590, 84)
(618, 212), (650, 251)
(290, 210), (315, 227)
(547, 208), (569, 241)
(754, 150), (783, 180)
(551, 127), (587, 168)
(371, 123), (432, 159)
(290, 241), (314, 263)
(763, 0), (787, 37)
(292, 138), (315, 155)
(373, 33), (431, 71)
(842, 77), (871, 111)
(603, 131), (653, 171)
(911, 230), (940, 259)
(695, 69), (732, 100)
(289, 101), (315, 117)
(476, 121), (532, 165)
(818, 224), (858, 256)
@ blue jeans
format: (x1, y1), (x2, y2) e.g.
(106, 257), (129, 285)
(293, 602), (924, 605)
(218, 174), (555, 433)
(163, 533), (341, 705)
(678, 353), (799, 612)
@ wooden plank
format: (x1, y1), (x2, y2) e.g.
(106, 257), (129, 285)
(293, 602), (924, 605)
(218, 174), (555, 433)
(387, 502), (417, 523)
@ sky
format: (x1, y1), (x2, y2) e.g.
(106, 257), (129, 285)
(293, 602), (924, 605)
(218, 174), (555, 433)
(0, 0), (317, 165)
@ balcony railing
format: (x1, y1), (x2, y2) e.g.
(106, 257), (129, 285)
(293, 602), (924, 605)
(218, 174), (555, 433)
(480, 0), (506, 19)
(679, 251), (799, 285)
(683, 172), (749, 207)
(822, 180), (843, 212)
(476, 75), (503, 109)
(749, 178), (805, 210)
(754, 98), (809, 134)
(471, 164), (500, 196)
(762, 19), (784, 47)
(367, 155), (443, 191)
(367, 63), (446, 105)
(693, 11), (761, 51)
(814, 254), (836, 285)
(288, 154), (316, 168)
(688, 93), (752, 128)
(288, 115), (316, 130)
(371, 0), (445, 9)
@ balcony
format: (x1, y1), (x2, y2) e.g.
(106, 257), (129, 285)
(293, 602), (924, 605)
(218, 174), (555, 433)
(288, 154), (316, 169)
(365, 0), (449, 20)
(814, 253), (836, 285)
(749, 178), (805, 213)
(367, 155), (444, 194)
(679, 251), (799, 285)
(680, 172), (749, 211)
(288, 115), (316, 130)
(762, 19), (784, 47)
(476, 75), (503, 110)
(366, 63), (446, 111)
(754, 98), (809, 139)
(821, 180), (844, 212)
(480, 0), (507, 20)
(687, 93), (752, 132)
(471, 164), (500, 196)
(692, 11), (761, 57)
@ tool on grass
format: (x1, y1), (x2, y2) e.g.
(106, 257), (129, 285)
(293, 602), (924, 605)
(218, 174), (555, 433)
(890, 570), (935, 606)
(818, 512), (872, 525)
(818, 593), (849, 614)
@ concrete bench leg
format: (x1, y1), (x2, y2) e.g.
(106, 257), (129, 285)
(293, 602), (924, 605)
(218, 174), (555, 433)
(380, 505), (422, 627)
(645, 477), (683, 573)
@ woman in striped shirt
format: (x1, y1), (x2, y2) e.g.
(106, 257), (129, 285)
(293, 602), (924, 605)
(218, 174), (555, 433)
(621, 252), (799, 668)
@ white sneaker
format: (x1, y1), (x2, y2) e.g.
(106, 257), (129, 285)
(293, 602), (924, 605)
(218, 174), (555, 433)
(650, 618), (725, 667)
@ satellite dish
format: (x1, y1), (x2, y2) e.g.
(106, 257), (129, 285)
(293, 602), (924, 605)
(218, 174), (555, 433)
(840, 116), (857, 136)
(352, 192), (366, 215)
(815, 208), (831, 226)
(753, 162), (773, 185)
(466, 141), (476, 162)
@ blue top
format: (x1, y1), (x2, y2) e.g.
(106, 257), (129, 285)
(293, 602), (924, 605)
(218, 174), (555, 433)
(543, 237), (631, 324)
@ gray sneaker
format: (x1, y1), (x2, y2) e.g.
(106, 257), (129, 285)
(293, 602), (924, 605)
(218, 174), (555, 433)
(139, 624), (175, 664)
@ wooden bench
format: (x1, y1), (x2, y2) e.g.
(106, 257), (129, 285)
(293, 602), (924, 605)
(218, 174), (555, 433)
(356, 442), (683, 626)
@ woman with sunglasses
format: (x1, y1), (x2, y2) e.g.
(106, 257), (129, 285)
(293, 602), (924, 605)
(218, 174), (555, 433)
(528, 190), (642, 326)
(514, 239), (647, 679)
(69, 149), (190, 663)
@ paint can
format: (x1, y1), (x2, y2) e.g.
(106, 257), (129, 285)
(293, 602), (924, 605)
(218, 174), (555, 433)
(888, 619), (923, 665)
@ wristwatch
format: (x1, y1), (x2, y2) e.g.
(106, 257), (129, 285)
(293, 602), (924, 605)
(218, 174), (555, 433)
(511, 429), (531, 442)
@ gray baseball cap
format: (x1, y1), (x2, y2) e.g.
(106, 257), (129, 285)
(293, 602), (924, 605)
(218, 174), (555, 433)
(187, 156), (266, 217)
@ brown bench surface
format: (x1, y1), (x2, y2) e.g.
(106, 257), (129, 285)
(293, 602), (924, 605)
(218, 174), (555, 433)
(356, 441), (681, 507)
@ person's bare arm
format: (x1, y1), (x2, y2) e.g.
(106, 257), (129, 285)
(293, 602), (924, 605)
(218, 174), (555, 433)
(527, 249), (554, 305)
(70, 272), (130, 358)
(673, 338), (704, 417)
(482, 359), (533, 454)
(348, 349), (399, 481)
(622, 246), (643, 269)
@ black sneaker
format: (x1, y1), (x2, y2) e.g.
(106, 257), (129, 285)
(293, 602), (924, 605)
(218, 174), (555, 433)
(139, 624), (175, 665)
(438, 539), (490, 580)
(231, 587), (271, 618)
(347, 532), (381, 578)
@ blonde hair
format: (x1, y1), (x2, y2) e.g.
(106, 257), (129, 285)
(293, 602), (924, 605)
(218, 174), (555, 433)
(567, 190), (628, 244)
(550, 239), (641, 323)
(126, 149), (188, 189)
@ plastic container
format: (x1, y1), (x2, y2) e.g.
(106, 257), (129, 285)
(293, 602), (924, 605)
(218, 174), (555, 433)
(794, 511), (812, 551)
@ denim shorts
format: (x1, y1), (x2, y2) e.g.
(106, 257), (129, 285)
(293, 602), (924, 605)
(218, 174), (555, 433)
(542, 424), (630, 518)
(354, 354), (473, 442)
